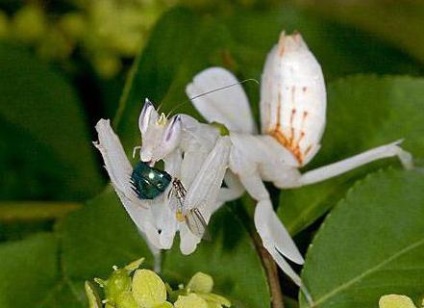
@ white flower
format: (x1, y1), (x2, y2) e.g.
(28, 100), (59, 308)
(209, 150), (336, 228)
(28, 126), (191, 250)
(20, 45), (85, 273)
(94, 118), (231, 255)
(185, 31), (413, 289)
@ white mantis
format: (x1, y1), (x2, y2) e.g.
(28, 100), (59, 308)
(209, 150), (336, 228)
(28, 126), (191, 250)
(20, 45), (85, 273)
(95, 117), (231, 256)
(95, 31), (413, 294)
(183, 32), (412, 286)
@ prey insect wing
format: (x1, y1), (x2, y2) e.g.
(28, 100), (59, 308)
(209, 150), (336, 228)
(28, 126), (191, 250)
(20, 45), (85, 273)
(185, 207), (210, 240)
(170, 178), (210, 239)
(169, 178), (187, 203)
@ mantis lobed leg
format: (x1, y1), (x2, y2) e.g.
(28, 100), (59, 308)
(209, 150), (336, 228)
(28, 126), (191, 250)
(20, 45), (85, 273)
(297, 140), (413, 187)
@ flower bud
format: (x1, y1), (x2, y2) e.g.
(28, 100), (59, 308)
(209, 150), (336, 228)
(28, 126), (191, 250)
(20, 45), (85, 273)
(132, 269), (167, 307)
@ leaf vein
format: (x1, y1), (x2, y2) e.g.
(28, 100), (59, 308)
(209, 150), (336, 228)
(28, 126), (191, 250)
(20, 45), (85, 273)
(313, 237), (424, 306)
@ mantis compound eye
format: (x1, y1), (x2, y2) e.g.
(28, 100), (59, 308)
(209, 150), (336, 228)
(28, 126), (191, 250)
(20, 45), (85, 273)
(139, 98), (156, 135)
(160, 114), (182, 155)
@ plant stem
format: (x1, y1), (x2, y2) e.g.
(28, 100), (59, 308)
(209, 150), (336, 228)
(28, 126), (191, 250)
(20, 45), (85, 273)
(253, 232), (285, 308)
(237, 196), (285, 308)
(0, 201), (82, 222)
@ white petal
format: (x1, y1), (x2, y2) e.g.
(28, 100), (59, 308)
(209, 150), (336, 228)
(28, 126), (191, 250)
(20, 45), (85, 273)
(186, 67), (257, 134)
(254, 200), (304, 264)
(260, 32), (326, 166)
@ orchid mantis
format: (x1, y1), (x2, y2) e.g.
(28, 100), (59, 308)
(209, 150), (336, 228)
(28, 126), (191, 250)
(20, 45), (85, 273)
(94, 31), (413, 297)
(137, 99), (248, 204)
(94, 118), (231, 256)
(185, 32), (413, 286)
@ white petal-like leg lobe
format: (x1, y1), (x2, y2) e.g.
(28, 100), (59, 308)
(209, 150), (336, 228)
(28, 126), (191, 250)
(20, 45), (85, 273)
(255, 201), (314, 303)
(142, 220), (163, 249)
(229, 134), (299, 200)
(152, 199), (177, 249)
(238, 174), (270, 202)
(254, 200), (303, 288)
(94, 119), (133, 193)
(217, 171), (245, 203)
(229, 135), (271, 201)
(254, 200), (304, 265)
(297, 140), (413, 187)
(94, 120), (146, 217)
(186, 67), (257, 134)
(94, 119), (165, 249)
(179, 223), (201, 255)
(261, 32), (326, 166)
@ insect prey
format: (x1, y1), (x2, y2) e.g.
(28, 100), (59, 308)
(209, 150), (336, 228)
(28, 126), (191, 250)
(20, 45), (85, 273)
(130, 161), (172, 200)
(170, 178), (210, 239)
(131, 160), (209, 239)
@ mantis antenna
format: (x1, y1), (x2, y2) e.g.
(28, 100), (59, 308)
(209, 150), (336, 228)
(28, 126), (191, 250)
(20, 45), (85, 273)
(165, 78), (259, 119)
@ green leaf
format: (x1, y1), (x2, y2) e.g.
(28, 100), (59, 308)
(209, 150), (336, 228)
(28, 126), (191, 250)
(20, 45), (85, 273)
(57, 187), (154, 280)
(0, 43), (103, 201)
(296, 2), (424, 65)
(0, 188), (154, 308)
(300, 168), (424, 307)
(280, 76), (424, 234)
(221, 7), (422, 81)
(0, 233), (59, 307)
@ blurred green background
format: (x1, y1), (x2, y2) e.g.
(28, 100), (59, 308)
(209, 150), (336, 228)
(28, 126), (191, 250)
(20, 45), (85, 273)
(0, 1), (423, 307)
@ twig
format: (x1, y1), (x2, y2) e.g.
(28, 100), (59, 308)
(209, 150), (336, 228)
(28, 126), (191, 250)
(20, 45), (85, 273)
(0, 201), (81, 222)
(252, 232), (284, 308)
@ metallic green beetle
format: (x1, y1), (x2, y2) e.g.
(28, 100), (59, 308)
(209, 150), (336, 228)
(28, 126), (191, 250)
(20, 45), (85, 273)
(130, 161), (172, 200)
(131, 161), (208, 239)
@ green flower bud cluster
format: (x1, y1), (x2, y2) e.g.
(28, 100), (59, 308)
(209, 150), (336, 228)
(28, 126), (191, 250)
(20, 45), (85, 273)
(0, 0), (175, 78)
(85, 258), (231, 308)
